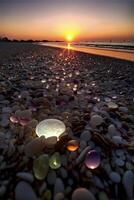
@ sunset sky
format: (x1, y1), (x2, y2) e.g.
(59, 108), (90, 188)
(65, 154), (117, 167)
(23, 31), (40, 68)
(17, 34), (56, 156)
(0, 0), (134, 41)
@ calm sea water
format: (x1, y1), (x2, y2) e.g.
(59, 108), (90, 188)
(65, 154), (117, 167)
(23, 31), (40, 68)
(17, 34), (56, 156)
(40, 41), (134, 61)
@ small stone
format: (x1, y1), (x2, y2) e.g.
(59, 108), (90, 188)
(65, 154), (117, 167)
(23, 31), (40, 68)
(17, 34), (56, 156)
(54, 178), (64, 195)
(27, 119), (38, 128)
(80, 130), (91, 142)
(122, 170), (134, 199)
(43, 189), (52, 200)
(16, 172), (34, 183)
(45, 136), (57, 148)
(107, 102), (118, 109)
(115, 158), (124, 167)
(109, 172), (121, 183)
(119, 106), (128, 113)
(0, 185), (6, 197)
(54, 193), (64, 200)
(125, 162), (133, 170)
(47, 170), (57, 185)
(90, 114), (103, 127)
(24, 137), (45, 157)
(49, 152), (61, 169)
(98, 192), (109, 200)
(15, 181), (38, 200)
(2, 107), (12, 113)
(72, 188), (96, 200)
(33, 154), (49, 180)
(59, 167), (68, 179)
(67, 140), (79, 152)
(112, 136), (123, 144)
(108, 124), (117, 136)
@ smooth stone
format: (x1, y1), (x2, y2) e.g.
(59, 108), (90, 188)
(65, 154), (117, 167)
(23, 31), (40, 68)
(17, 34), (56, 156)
(80, 130), (91, 142)
(119, 107), (128, 113)
(122, 170), (134, 199)
(68, 179), (74, 186)
(125, 162), (133, 170)
(112, 136), (124, 144)
(103, 163), (112, 174)
(0, 118), (9, 127)
(33, 154), (49, 180)
(61, 155), (68, 167)
(49, 152), (61, 169)
(54, 178), (64, 195)
(45, 136), (57, 148)
(108, 124), (117, 136)
(54, 193), (64, 200)
(16, 172), (34, 183)
(79, 141), (87, 151)
(24, 137), (45, 157)
(47, 170), (57, 185)
(98, 192), (109, 200)
(0, 185), (6, 197)
(2, 107), (12, 113)
(109, 172), (121, 183)
(15, 181), (38, 200)
(107, 102), (118, 109)
(67, 140), (79, 152)
(75, 146), (91, 165)
(27, 119), (38, 128)
(59, 167), (68, 179)
(93, 176), (104, 189)
(20, 110), (32, 120)
(72, 188), (96, 200)
(90, 114), (103, 127)
(43, 189), (52, 200)
(115, 158), (125, 167)
(115, 149), (124, 157)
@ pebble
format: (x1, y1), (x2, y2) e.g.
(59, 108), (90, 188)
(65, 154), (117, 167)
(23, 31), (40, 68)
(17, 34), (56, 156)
(108, 124), (117, 136)
(33, 154), (49, 180)
(122, 170), (134, 199)
(47, 170), (57, 185)
(54, 193), (64, 200)
(115, 158), (125, 167)
(24, 137), (45, 157)
(80, 130), (91, 142)
(0, 185), (6, 197)
(72, 188), (96, 200)
(15, 181), (38, 200)
(49, 152), (61, 169)
(16, 172), (34, 183)
(75, 146), (91, 165)
(98, 192), (109, 200)
(90, 114), (103, 127)
(109, 172), (121, 183)
(54, 178), (65, 195)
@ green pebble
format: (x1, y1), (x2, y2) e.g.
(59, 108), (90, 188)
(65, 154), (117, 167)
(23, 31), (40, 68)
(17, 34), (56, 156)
(49, 152), (61, 169)
(33, 154), (49, 180)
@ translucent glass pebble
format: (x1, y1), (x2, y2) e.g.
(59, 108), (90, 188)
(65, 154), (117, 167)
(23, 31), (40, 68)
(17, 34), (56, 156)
(67, 140), (79, 152)
(49, 152), (61, 169)
(33, 154), (49, 180)
(36, 119), (66, 139)
(85, 150), (101, 169)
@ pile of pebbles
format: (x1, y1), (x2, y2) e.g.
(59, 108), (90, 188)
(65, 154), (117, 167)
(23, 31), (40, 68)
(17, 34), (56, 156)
(0, 43), (134, 200)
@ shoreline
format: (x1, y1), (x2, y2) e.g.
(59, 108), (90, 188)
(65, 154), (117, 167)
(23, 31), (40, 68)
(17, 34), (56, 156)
(40, 42), (134, 62)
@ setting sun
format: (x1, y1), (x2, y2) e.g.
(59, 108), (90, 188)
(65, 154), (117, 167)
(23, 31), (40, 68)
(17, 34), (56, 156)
(66, 34), (74, 42)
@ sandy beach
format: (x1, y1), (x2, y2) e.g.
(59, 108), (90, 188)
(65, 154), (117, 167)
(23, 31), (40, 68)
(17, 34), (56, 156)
(0, 42), (134, 200)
